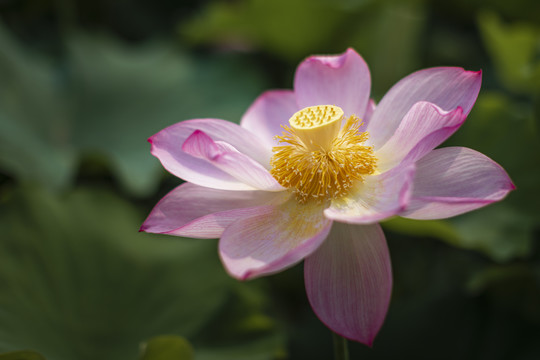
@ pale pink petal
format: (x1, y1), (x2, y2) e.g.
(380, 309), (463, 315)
(304, 222), (392, 346)
(324, 163), (415, 224)
(182, 130), (284, 191)
(375, 102), (465, 172)
(368, 68), (481, 149)
(294, 48), (371, 118)
(402, 147), (515, 219)
(219, 200), (332, 280)
(149, 119), (273, 191)
(140, 183), (285, 238)
(240, 90), (299, 148)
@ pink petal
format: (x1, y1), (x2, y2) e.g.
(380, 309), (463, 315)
(149, 119), (273, 191)
(182, 130), (284, 191)
(324, 163), (415, 224)
(375, 101), (465, 172)
(140, 182), (284, 238)
(304, 222), (392, 346)
(219, 200), (332, 280)
(368, 67), (481, 149)
(294, 48), (371, 118)
(402, 147), (515, 220)
(240, 90), (299, 149)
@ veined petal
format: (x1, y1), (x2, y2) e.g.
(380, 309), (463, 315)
(368, 67), (481, 149)
(402, 147), (515, 219)
(294, 48), (371, 119)
(375, 102), (465, 172)
(219, 199), (332, 280)
(240, 90), (299, 149)
(325, 163), (415, 224)
(149, 119), (273, 190)
(140, 183), (285, 238)
(182, 130), (284, 191)
(304, 222), (392, 346)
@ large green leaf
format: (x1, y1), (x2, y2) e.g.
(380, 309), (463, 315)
(0, 24), (266, 196)
(0, 186), (232, 359)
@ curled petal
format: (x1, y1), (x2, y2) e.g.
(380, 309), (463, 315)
(368, 67), (481, 148)
(182, 130), (284, 191)
(149, 119), (273, 190)
(294, 48), (371, 119)
(402, 147), (515, 219)
(140, 183), (284, 238)
(325, 163), (415, 224)
(219, 200), (332, 280)
(240, 90), (299, 149)
(375, 102), (465, 172)
(304, 222), (392, 346)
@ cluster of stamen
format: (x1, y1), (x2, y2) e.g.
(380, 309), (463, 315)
(270, 105), (377, 204)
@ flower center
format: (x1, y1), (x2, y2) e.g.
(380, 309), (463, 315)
(270, 105), (377, 204)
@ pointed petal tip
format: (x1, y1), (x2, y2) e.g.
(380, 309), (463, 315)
(451, 68), (481, 76)
(466, 68), (482, 77)
(330, 328), (377, 347)
(181, 129), (207, 151)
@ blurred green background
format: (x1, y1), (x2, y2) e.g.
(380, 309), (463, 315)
(0, 0), (539, 359)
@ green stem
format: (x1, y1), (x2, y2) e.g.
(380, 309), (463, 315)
(333, 332), (349, 360)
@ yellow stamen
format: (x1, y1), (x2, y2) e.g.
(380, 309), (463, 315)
(270, 105), (377, 204)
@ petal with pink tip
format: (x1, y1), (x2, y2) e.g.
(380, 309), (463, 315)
(368, 68), (481, 148)
(182, 130), (284, 191)
(149, 119), (273, 191)
(294, 48), (371, 118)
(304, 222), (392, 346)
(402, 147), (515, 219)
(240, 90), (299, 149)
(375, 102), (465, 172)
(219, 200), (332, 280)
(324, 163), (415, 224)
(140, 182), (286, 238)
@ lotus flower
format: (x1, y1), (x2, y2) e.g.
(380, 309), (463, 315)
(140, 49), (514, 345)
